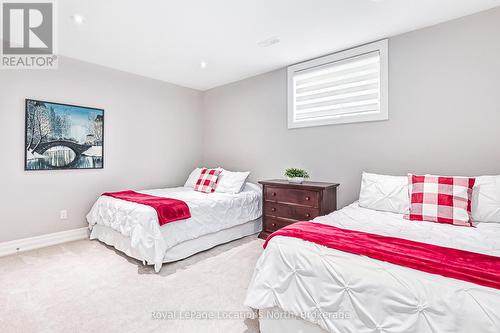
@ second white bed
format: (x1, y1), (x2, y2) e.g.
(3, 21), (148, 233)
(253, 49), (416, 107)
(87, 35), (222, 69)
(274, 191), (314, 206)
(245, 202), (500, 333)
(87, 183), (262, 272)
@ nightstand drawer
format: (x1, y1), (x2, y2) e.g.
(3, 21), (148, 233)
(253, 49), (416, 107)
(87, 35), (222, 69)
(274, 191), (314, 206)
(265, 203), (319, 221)
(265, 186), (319, 207)
(264, 216), (296, 233)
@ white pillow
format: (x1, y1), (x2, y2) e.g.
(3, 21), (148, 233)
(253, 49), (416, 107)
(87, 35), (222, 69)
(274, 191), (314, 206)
(359, 172), (410, 214)
(184, 168), (203, 188)
(472, 175), (500, 223)
(215, 169), (250, 194)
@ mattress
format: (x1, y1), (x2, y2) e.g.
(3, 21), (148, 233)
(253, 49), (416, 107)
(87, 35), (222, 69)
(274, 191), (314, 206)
(245, 203), (500, 333)
(87, 183), (262, 271)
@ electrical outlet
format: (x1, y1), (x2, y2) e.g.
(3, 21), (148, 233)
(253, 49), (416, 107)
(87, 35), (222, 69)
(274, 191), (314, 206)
(60, 210), (68, 220)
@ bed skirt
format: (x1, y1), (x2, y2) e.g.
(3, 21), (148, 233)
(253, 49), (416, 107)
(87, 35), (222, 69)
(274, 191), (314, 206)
(90, 217), (262, 271)
(259, 307), (328, 333)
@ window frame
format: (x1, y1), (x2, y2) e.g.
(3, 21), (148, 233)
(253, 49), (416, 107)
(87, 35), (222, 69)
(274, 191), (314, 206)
(287, 39), (389, 129)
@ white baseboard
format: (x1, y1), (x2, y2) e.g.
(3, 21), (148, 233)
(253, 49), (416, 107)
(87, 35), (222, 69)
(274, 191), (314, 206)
(0, 227), (89, 257)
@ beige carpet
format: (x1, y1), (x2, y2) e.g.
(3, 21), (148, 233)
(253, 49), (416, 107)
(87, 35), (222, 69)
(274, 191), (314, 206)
(0, 235), (264, 333)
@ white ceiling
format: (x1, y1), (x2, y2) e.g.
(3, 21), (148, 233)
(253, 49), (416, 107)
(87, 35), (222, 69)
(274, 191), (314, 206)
(59, 0), (500, 91)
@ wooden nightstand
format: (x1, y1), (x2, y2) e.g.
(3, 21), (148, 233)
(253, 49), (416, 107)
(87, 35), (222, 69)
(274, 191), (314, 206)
(258, 180), (340, 239)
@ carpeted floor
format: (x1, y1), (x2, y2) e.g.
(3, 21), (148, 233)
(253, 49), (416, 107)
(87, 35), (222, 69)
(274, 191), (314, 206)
(0, 235), (264, 333)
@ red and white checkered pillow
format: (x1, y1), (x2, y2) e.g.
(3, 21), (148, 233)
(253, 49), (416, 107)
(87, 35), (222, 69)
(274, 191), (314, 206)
(194, 168), (222, 193)
(405, 174), (475, 227)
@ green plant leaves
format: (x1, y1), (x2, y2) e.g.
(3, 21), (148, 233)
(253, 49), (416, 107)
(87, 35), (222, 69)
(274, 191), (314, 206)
(284, 168), (310, 178)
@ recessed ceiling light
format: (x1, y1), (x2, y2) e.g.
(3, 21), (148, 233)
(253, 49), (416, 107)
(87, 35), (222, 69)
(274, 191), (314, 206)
(258, 36), (280, 48)
(72, 14), (85, 24)
(200, 61), (207, 69)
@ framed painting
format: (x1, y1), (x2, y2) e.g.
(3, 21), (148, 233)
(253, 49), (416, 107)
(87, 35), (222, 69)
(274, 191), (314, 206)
(25, 99), (104, 170)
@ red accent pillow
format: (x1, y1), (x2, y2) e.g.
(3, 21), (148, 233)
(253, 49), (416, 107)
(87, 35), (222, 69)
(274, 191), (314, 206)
(405, 174), (475, 227)
(194, 168), (222, 193)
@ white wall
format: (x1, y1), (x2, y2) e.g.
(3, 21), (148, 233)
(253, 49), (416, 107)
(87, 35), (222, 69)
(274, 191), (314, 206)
(202, 7), (500, 208)
(0, 57), (203, 242)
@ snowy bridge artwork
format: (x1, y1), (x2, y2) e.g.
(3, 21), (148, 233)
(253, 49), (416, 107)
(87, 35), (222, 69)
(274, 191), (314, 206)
(25, 99), (104, 170)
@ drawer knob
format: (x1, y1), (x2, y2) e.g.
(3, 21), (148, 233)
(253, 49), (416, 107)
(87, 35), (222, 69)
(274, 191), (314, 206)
(306, 213), (311, 218)
(271, 208), (276, 212)
(305, 196), (310, 201)
(272, 192), (277, 196)
(272, 223), (277, 227)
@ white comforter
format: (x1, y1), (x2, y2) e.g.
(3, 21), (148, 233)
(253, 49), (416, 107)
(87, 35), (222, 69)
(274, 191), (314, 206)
(245, 203), (500, 333)
(87, 183), (262, 271)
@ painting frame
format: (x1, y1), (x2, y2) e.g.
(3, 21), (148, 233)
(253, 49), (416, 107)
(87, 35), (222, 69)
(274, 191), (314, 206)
(24, 99), (105, 171)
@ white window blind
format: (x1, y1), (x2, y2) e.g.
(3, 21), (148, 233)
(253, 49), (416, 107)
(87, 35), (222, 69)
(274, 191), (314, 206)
(288, 40), (388, 128)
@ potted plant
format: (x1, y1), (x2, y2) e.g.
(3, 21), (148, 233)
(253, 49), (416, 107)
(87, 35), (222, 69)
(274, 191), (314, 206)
(284, 168), (310, 184)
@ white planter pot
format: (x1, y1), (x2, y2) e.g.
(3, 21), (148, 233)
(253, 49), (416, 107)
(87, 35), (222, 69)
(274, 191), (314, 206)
(287, 176), (304, 184)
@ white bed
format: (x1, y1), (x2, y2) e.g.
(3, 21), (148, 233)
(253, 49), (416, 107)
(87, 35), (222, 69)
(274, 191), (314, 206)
(245, 202), (500, 333)
(86, 183), (262, 272)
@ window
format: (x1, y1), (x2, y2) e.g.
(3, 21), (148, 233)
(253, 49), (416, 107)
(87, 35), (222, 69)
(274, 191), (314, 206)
(287, 39), (388, 128)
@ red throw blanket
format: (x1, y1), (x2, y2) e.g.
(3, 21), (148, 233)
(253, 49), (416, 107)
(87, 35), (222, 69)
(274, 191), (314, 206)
(264, 222), (500, 290)
(103, 190), (191, 226)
